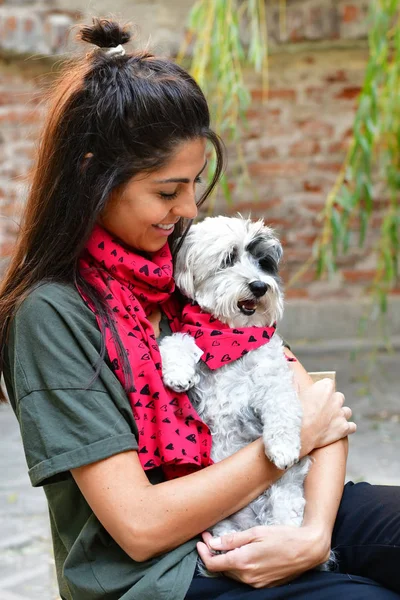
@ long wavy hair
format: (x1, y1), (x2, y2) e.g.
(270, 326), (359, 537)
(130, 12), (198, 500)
(0, 18), (225, 400)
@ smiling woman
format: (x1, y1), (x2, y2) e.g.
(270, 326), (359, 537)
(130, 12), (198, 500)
(100, 139), (207, 253)
(0, 16), (399, 600)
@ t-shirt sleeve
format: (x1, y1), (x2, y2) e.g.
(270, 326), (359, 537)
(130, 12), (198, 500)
(5, 284), (138, 487)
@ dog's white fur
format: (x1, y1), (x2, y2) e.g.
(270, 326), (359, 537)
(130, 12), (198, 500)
(159, 216), (332, 568)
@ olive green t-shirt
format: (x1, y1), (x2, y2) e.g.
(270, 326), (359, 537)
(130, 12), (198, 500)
(3, 282), (198, 600)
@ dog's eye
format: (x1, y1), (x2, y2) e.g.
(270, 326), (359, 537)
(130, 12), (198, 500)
(259, 256), (278, 274)
(222, 248), (238, 268)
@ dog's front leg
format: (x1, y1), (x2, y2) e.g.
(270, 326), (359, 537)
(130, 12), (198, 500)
(251, 361), (303, 471)
(159, 333), (202, 392)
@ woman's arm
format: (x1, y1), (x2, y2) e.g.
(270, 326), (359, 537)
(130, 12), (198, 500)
(72, 439), (280, 562)
(71, 373), (353, 563)
(286, 349), (348, 560)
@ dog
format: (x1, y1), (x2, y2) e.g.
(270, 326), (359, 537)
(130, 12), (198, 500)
(159, 215), (332, 569)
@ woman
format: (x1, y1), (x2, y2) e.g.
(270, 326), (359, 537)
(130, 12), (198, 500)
(0, 18), (399, 600)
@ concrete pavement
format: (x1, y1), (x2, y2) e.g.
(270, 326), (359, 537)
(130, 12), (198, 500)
(0, 346), (399, 599)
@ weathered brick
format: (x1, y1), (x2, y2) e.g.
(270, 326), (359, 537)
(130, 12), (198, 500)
(335, 86), (362, 100)
(259, 146), (279, 160)
(295, 231), (318, 245)
(0, 107), (39, 125)
(313, 161), (343, 172)
(329, 140), (351, 153)
(289, 139), (321, 157)
(303, 181), (323, 193)
(285, 288), (309, 299)
(325, 70), (348, 83)
(343, 269), (376, 283)
(43, 13), (74, 53)
(251, 89), (297, 102)
(305, 87), (326, 103)
(248, 161), (308, 177)
(342, 5), (359, 23)
(298, 119), (335, 138)
(228, 197), (282, 215)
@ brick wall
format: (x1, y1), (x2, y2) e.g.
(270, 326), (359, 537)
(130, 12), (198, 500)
(0, 59), (54, 263)
(1, 0), (394, 306)
(222, 46), (378, 302)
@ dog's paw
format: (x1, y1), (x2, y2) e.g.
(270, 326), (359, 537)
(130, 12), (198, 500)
(265, 442), (300, 471)
(162, 371), (200, 393)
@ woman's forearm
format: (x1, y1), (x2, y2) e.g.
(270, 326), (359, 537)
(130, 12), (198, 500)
(72, 439), (282, 562)
(285, 348), (348, 554)
(302, 438), (347, 546)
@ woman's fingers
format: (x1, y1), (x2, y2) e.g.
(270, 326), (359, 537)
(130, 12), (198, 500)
(342, 406), (356, 435)
(204, 527), (261, 552)
(197, 541), (244, 573)
(343, 406), (352, 419)
(334, 391), (345, 407)
(300, 379), (358, 451)
(347, 421), (357, 434)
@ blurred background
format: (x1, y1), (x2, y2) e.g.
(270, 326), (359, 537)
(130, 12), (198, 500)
(0, 1), (399, 598)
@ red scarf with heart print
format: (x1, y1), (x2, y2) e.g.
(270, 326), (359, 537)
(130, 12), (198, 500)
(77, 225), (212, 479)
(180, 303), (277, 369)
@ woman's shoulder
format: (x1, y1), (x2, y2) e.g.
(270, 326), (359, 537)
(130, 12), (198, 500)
(17, 281), (92, 321)
(10, 281), (101, 356)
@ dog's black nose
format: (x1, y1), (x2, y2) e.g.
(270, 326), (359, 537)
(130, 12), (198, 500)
(249, 280), (269, 297)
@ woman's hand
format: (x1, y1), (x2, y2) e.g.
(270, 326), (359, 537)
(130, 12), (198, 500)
(197, 525), (330, 588)
(298, 378), (356, 457)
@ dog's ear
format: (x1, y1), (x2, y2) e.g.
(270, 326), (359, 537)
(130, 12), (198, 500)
(270, 239), (283, 263)
(174, 230), (196, 300)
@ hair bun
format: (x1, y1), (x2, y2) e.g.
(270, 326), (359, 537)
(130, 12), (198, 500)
(79, 18), (131, 49)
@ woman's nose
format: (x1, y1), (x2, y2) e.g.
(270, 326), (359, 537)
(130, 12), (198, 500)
(172, 191), (198, 220)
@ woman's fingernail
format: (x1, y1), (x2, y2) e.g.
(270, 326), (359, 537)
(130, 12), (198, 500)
(209, 537), (222, 548)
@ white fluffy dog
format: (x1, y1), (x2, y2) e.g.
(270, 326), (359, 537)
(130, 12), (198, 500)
(159, 216), (330, 566)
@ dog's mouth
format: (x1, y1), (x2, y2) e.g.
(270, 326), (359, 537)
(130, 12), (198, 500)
(237, 299), (257, 315)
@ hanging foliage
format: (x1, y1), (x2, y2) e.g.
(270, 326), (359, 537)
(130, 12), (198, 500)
(181, 0), (399, 311)
(178, 0), (270, 209)
(314, 0), (399, 312)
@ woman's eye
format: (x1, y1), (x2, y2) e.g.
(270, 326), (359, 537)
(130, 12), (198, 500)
(159, 176), (202, 200)
(159, 190), (178, 199)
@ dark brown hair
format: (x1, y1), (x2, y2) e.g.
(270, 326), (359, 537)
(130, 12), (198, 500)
(0, 18), (224, 400)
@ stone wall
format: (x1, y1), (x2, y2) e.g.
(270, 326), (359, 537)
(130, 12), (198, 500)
(1, 0), (397, 320)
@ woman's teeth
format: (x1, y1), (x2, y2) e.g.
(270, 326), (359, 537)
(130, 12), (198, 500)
(156, 223), (174, 230)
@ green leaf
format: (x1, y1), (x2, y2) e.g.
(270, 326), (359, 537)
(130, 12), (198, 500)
(220, 173), (233, 204)
(359, 210), (369, 246)
(331, 207), (342, 257)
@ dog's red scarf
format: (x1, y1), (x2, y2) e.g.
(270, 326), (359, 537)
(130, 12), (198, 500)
(77, 225), (212, 479)
(180, 303), (278, 369)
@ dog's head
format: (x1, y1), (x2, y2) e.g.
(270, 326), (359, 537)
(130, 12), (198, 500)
(174, 216), (284, 327)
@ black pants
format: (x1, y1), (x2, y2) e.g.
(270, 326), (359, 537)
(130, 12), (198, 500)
(185, 482), (400, 599)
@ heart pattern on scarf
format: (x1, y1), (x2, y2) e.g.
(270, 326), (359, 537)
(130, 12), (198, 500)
(180, 303), (277, 370)
(77, 225), (212, 479)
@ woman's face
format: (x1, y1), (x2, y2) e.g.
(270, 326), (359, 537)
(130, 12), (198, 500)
(100, 137), (207, 254)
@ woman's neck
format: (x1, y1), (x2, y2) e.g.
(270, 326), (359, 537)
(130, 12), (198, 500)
(147, 305), (162, 338)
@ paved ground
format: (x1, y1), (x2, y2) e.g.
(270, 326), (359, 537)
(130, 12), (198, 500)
(1, 346), (399, 599)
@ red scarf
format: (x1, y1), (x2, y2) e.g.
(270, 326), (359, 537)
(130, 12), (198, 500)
(77, 225), (212, 479)
(180, 303), (277, 369)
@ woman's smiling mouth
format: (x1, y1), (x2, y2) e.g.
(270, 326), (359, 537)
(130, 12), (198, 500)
(153, 223), (176, 235)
